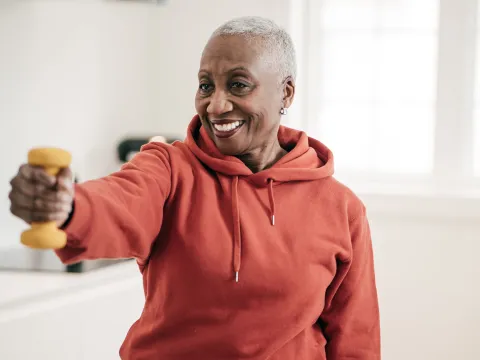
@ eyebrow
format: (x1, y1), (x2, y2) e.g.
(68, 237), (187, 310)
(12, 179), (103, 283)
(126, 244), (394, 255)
(229, 66), (251, 74)
(198, 66), (252, 76)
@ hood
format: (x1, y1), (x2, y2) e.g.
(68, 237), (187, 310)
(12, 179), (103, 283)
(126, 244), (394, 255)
(184, 115), (334, 282)
(185, 115), (334, 184)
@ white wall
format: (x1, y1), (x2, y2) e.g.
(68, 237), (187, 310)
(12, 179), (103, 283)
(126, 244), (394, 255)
(0, 1), (478, 360)
(364, 196), (480, 360)
(0, 0), (290, 249)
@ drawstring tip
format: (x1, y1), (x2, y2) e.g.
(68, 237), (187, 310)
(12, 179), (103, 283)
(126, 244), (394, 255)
(235, 271), (239, 283)
(271, 214), (275, 226)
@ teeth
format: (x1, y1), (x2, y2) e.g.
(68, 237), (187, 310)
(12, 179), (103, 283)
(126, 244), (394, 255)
(213, 121), (242, 132)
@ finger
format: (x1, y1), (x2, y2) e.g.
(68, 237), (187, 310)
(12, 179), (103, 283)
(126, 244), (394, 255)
(10, 205), (69, 223)
(8, 190), (35, 210)
(18, 164), (56, 186)
(17, 164), (34, 181)
(30, 210), (69, 223)
(56, 167), (74, 192)
(9, 190), (71, 213)
(32, 196), (73, 213)
(9, 184), (73, 214)
(31, 167), (56, 186)
(37, 189), (73, 203)
(10, 176), (48, 197)
(10, 204), (32, 223)
(10, 175), (36, 197)
(57, 167), (72, 180)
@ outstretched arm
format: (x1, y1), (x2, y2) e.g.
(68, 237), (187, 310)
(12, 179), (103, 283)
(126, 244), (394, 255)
(55, 142), (171, 266)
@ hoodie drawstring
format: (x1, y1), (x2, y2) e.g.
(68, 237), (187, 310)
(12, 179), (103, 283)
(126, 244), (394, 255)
(231, 177), (276, 283)
(232, 176), (241, 282)
(268, 179), (275, 226)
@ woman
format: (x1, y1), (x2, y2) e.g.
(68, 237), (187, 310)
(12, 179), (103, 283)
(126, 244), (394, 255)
(9, 16), (380, 360)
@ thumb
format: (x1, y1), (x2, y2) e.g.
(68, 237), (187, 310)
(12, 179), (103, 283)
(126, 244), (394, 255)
(56, 167), (74, 191)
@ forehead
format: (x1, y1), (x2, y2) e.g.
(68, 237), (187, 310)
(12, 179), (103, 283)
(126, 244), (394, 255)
(199, 35), (271, 76)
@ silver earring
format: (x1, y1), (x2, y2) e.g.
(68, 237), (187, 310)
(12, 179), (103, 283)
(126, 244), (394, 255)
(280, 107), (287, 115)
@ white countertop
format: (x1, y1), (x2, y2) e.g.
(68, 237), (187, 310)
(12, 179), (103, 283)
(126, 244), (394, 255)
(0, 259), (141, 323)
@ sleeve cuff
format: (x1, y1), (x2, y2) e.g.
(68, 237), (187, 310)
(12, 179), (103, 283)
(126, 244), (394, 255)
(62, 185), (92, 246)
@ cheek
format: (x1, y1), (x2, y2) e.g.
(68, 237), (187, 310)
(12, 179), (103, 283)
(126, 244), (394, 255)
(194, 96), (204, 114)
(240, 95), (269, 118)
(254, 90), (279, 114)
(195, 92), (212, 115)
(247, 100), (277, 130)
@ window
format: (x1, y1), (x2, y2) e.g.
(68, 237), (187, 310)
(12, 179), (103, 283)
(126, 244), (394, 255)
(295, 0), (480, 190)
(475, 2), (480, 177)
(307, 0), (439, 175)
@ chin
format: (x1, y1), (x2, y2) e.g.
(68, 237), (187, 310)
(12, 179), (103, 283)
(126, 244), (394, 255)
(204, 121), (248, 156)
(214, 139), (244, 156)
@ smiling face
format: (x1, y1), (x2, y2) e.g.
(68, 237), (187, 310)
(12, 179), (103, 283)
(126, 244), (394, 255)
(195, 35), (294, 156)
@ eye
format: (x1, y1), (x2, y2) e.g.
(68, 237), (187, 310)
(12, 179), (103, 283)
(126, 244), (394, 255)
(231, 82), (247, 89)
(198, 83), (213, 93)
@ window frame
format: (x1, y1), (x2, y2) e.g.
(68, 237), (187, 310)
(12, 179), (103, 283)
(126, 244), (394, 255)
(287, 0), (480, 203)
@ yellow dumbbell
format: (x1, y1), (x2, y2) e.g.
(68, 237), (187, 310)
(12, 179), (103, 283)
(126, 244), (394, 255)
(20, 147), (72, 249)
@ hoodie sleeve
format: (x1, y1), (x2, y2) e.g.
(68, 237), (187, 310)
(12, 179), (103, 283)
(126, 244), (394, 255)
(318, 209), (381, 360)
(55, 143), (171, 265)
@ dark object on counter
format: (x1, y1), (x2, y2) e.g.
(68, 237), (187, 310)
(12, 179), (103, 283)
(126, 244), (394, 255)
(117, 136), (182, 163)
(0, 247), (131, 273)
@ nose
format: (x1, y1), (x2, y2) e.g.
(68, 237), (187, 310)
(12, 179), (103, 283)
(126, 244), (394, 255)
(206, 90), (233, 116)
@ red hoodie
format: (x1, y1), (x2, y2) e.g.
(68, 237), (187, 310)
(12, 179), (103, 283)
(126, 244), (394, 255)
(56, 115), (380, 360)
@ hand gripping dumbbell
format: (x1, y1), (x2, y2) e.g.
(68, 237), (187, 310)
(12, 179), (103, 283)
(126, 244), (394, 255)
(20, 148), (72, 249)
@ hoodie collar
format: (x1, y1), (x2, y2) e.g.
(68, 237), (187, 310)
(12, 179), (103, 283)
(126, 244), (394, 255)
(185, 115), (334, 186)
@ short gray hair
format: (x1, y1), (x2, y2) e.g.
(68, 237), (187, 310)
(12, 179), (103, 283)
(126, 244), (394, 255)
(210, 16), (297, 82)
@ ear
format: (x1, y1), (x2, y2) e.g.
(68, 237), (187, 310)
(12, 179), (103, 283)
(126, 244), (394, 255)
(282, 76), (295, 109)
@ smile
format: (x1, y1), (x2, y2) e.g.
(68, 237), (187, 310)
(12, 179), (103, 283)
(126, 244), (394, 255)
(210, 120), (245, 139)
(213, 121), (243, 132)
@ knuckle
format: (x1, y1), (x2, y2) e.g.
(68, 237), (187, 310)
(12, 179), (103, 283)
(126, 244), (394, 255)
(18, 164), (27, 173)
(56, 192), (64, 202)
(9, 194), (20, 207)
(57, 191), (66, 201)
(49, 212), (60, 221)
(9, 193), (21, 207)
(63, 192), (72, 202)
(10, 205), (22, 219)
(54, 201), (62, 211)
(34, 198), (43, 209)
(19, 164), (30, 177)
(9, 176), (19, 187)
(35, 184), (45, 193)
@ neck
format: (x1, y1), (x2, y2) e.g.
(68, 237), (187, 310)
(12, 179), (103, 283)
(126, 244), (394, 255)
(237, 138), (287, 173)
